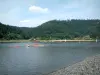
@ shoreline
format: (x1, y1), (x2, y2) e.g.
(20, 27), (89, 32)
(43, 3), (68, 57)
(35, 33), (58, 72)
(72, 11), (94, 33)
(0, 39), (96, 43)
(0, 40), (30, 43)
(47, 54), (100, 75)
(37, 39), (96, 42)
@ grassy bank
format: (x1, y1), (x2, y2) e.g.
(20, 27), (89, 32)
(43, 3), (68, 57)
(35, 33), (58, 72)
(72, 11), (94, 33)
(0, 40), (30, 43)
(0, 39), (97, 43)
(36, 39), (96, 42)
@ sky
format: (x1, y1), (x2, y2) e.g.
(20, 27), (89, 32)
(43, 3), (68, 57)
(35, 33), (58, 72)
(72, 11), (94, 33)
(0, 0), (100, 27)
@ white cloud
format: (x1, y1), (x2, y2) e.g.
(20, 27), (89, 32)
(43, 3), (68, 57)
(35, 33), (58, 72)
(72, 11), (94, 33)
(29, 5), (49, 13)
(19, 19), (48, 27)
(20, 20), (30, 23)
(0, 0), (100, 27)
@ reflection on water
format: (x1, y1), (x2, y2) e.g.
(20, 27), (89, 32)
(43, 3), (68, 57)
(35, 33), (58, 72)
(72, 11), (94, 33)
(0, 42), (100, 75)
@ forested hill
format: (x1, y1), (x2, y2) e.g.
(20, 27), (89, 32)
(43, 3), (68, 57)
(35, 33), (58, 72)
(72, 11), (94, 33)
(0, 19), (100, 40)
(0, 22), (33, 39)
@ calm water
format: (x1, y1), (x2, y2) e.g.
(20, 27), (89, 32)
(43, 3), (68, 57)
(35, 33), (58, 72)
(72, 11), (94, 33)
(0, 42), (100, 75)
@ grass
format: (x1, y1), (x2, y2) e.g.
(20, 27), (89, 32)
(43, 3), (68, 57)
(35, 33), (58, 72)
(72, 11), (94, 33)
(0, 39), (96, 43)
(0, 40), (30, 43)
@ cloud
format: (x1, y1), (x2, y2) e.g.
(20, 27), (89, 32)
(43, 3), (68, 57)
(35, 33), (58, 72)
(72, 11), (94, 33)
(20, 20), (30, 23)
(19, 19), (48, 27)
(29, 5), (49, 13)
(0, 0), (100, 27)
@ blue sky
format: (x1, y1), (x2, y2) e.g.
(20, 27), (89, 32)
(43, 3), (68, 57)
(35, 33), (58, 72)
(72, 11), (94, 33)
(0, 0), (100, 27)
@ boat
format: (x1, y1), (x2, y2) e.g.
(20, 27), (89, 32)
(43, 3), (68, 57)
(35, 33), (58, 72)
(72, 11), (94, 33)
(26, 44), (30, 47)
(96, 39), (98, 42)
(33, 44), (44, 47)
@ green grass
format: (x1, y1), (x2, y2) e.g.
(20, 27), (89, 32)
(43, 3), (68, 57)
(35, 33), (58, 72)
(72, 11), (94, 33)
(0, 40), (30, 43)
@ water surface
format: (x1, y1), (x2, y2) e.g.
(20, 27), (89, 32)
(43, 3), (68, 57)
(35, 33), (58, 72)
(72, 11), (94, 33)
(0, 42), (100, 75)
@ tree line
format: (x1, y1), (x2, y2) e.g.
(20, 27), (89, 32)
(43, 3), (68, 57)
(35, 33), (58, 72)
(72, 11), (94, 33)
(0, 19), (100, 40)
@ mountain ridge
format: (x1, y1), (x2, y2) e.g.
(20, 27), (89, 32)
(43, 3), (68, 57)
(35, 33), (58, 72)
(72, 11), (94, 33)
(0, 19), (100, 40)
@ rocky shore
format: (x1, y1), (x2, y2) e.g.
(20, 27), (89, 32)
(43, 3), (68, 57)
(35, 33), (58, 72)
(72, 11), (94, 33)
(46, 55), (100, 75)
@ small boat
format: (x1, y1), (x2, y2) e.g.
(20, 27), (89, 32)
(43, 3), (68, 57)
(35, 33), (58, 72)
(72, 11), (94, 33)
(33, 44), (44, 47)
(96, 39), (98, 42)
(26, 44), (30, 47)
(26, 44), (44, 47)
(37, 44), (44, 47)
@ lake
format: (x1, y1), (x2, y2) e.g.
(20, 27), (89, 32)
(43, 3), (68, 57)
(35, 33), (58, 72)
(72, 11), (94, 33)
(0, 42), (100, 75)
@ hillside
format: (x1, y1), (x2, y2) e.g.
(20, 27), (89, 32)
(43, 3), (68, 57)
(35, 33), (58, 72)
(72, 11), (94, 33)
(0, 19), (100, 40)
(0, 22), (33, 40)
(32, 19), (100, 40)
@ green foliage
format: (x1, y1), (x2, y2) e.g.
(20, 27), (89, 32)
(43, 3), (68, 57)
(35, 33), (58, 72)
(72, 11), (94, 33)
(0, 22), (23, 40)
(0, 19), (100, 40)
(5, 33), (22, 40)
(32, 19), (100, 39)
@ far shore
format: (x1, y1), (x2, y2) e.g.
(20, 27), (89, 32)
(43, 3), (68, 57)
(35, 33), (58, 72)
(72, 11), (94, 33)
(0, 39), (97, 43)
(0, 40), (30, 43)
(37, 39), (96, 42)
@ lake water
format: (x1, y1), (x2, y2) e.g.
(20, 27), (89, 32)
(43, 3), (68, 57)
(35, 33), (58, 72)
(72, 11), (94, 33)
(0, 42), (100, 75)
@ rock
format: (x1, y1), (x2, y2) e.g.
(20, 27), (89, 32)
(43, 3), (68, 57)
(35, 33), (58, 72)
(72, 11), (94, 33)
(47, 55), (100, 75)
